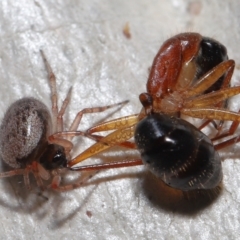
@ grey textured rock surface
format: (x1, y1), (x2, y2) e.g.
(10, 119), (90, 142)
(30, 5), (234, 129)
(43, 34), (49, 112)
(0, 0), (240, 239)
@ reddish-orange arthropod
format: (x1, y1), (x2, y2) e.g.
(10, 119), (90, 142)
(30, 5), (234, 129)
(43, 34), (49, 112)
(0, 51), (128, 191)
(69, 32), (240, 191)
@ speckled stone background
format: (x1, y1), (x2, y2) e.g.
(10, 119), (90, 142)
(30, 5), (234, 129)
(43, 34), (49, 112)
(0, 0), (240, 239)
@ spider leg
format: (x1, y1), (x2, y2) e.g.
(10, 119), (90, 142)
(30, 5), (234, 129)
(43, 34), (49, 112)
(23, 168), (31, 190)
(0, 162), (50, 191)
(57, 87), (72, 132)
(40, 50), (59, 133)
(65, 100), (129, 142)
(0, 169), (25, 178)
(49, 169), (99, 192)
(31, 162), (45, 191)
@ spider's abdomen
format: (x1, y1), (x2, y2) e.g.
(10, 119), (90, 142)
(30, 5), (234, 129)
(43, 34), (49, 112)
(134, 113), (222, 191)
(0, 97), (52, 168)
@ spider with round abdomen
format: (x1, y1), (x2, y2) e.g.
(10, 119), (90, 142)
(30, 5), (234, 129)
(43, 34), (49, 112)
(0, 50), (128, 192)
(68, 32), (240, 192)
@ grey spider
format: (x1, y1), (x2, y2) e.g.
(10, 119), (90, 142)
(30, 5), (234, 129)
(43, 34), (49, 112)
(0, 50), (127, 191)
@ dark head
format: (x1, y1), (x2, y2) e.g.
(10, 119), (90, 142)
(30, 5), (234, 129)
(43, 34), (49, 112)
(39, 144), (67, 170)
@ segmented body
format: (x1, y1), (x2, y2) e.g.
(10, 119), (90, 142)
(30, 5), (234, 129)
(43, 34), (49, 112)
(135, 113), (222, 190)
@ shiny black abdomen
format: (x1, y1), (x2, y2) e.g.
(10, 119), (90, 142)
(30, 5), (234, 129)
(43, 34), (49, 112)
(195, 37), (228, 93)
(134, 113), (222, 191)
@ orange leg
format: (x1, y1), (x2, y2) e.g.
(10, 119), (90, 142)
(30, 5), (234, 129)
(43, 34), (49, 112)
(68, 126), (136, 167)
(211, 116), (240, 141)
(182, 86), (240, 127)
(185, 60), (234, 97)
(90, 134), (136, 149)
(214, 134), (240, 151)
(67, 115), (139, 167)
(180, 60), (240, 124)
(180, 57), (234, 132)
(70, 159), (143, 172)
(184, 86), (240, 109)
(87, 114), (138, 133)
